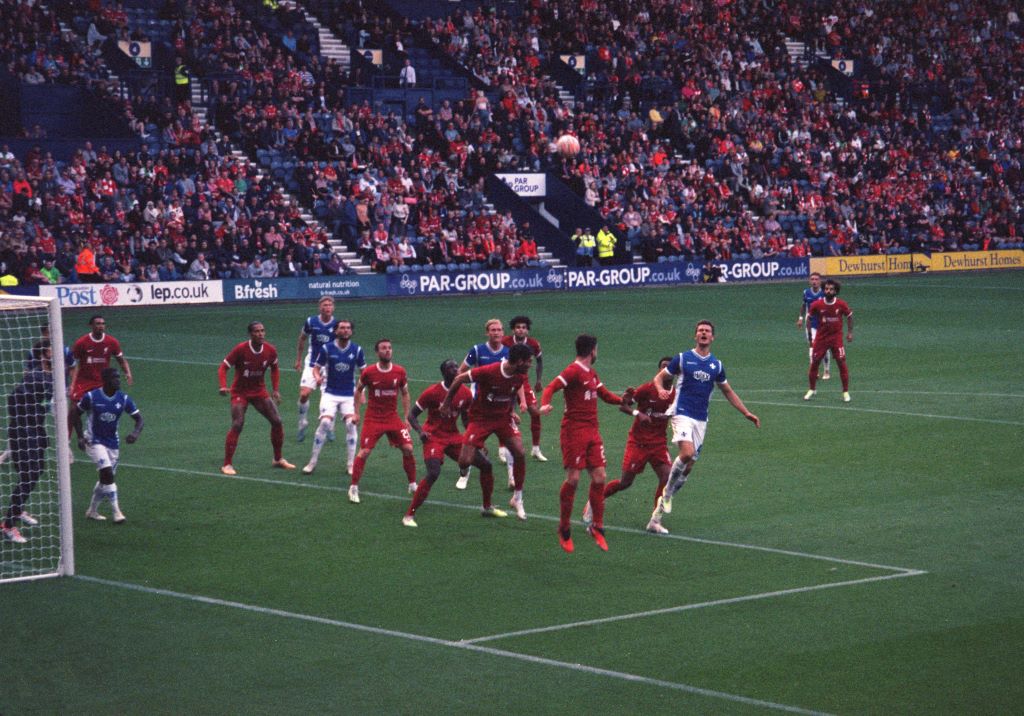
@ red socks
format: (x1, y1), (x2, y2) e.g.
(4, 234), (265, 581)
(559, 481), (577, 530)
(223, 427), (240, 466)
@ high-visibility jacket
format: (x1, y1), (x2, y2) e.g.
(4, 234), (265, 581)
(174, 65), (189, 85)
(596, 228), (617, 258)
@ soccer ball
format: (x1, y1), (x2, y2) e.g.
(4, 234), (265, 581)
(556, 134), (581, 158)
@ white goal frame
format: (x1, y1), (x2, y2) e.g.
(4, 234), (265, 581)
(0, 294), (74, 582)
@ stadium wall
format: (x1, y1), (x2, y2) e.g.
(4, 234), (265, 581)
(15, 251), (1020, 307)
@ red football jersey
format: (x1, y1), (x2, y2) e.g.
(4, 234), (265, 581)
(501, 334), (542, 358)
(551, 361), (605, 429)
(417, 381), (471, 437)
(628, 381), (674, 446)
(72, 333), (123, 391)
(468, 361), (531, 421)
(808, 298), (852, 341)
(223, 340), (278, 395)
(360, 363), (407, 423)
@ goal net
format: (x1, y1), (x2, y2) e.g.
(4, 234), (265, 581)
(0, 295), (74, 582)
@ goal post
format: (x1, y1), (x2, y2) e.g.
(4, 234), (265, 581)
(0, 294), (74, 582)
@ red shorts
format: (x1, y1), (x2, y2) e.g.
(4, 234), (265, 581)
(463, 416), (520, 449)
(811, 337), (845, 362)
(71, 381), (102, 403)
(560, 427), (606, 470)
(422, 433), (463, 463)
(361, 416), (413, 450)
(621, 439), (671, 474)
(231, 390), (271, 407)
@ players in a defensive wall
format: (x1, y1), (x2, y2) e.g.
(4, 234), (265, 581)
(348, 339), (417, 504)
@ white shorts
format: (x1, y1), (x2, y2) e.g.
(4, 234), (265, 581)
(670, 415), (706, 459)
(319, 393), (356, 421)
(86, 443), (120, 472)
(300, 364), (320, 391)
(806, 325), (818, 344)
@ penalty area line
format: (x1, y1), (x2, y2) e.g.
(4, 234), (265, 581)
(74, 574), (832, 716)
(462, 571), (925, 645)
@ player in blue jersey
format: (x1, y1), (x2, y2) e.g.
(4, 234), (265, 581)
(294, 297), (339, 442)
(650, 320), (759, 526)
(456, 318), (510, 488)
(797, 272), (830, 380)
(302, 319), (366, 475)
(70, 368), (143, 524)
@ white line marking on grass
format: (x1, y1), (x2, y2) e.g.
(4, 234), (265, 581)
(121, 462), (924, 573)
(75, 574), (833, 715)
(738, 399), (1024, 427)
(462, 571), (925, 644)
(740, 389), (1024, 399)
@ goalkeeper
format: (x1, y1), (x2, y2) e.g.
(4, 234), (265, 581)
(1, 341), (54, 544)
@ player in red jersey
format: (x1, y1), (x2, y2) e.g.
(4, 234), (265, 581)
(540, 334), (634, 553)
(442, 343), (535, 519)
(584, 357), (675, 535)
(218, 321), (294, 474)
(69, 314), (132, 402)
(501, 315), (548, 462)
(349, 339), (416, 503)
(402, 359), (493, 527)
(803, 278), (854, 402)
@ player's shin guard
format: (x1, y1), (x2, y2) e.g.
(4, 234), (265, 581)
(310, 419), (332, 462)
(402, 454), (417, 485)
(345, 420), (358, 465)
(588, 481), (606, 528)
(351, 455), (367, 485)
(837, 358), (850, 391)
(666, 457), (688, 497)
(479, 465), (495, 509)
(224, 427), (241, 466)
(407, 479), (433, 515)
(297, 399), (309, 423)
(88, 481), (104, 513)
(512, 458), (525, 491)
(106, 483), (120, 513)
(270, 424), (284, 461)
(807, 363), (819, 390)
(530, 412), (541, 445)
(558, 481), (577, 531)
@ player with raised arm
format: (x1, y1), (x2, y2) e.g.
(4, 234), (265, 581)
(295, 297), (338, 442)
(348, 339), (417, 503)
(650, 321), (760, 528)
(71, 368), (143, 524)
(443, 343), (535, 520)
(502, 315), (548, 462)
(302, 319), (365, 475)
(402, 359), (493, 527)
(1, 341), (54, 543)
(804, 278), (854, 402)
(459, 318), (510, 488)
(69, 314), (132, 402)
(583, 356), (676, 535)
(540, 334), (633, 553)
(797, 272), (829, 380)
(218, 321), (295, 475)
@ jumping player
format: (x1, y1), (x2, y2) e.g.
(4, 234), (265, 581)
(650, 320), (759, 528)
(797, 272), (830, 380)
(218, 321), (295, 475)
(804, 278), (854, 402)
(71, 368), (143, 524)
(402, 359), (493, 526)
(502, 315), (547, 462)
(442, 343), (535, 520)
(583, 356), (675, 534)
(540, 334), (633, 553)
(302, 319), (365, 475)
(349, 339), (417, 503)
(295, 296), (339, 442)
(459, 318), (512, 487)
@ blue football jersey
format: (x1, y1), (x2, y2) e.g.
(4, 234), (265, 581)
(303, 315), (339, 367)
(802, 288), (824, 328)
(667, 350), (726, 421)
(315, 341), (366, 397)
(465, 342), (508, 368)
(78, 388), (139, 449)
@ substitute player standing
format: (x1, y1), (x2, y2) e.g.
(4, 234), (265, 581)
(540, 334), (633, 553)
(302, 319), (365, 475)
(650, 320), (759, 528)
(797, 272), (829, 380)
(502, 315), (547, 462)
(442, 343), (535, 519)
(71, 368), (143, 524)
(349, 339), (417, 503)
(218, 321), (295, 475)
(295, 296), (339, 442)
(402, 359), (492, 527)
(804, 278), (854, 402)
(584, 356), (675, 534)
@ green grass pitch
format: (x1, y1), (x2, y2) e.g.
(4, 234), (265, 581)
(2, 271), (1023, 714)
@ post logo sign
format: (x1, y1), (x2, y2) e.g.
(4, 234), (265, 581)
(41, 281), (222, 307)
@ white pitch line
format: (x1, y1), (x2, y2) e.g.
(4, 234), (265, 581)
(739, 399), (1024, 427)
(739, 389), (1024, 399)
(74, 574), (832, 716)
(120, 462), (923, 573)
(462, 571), (925, 645)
